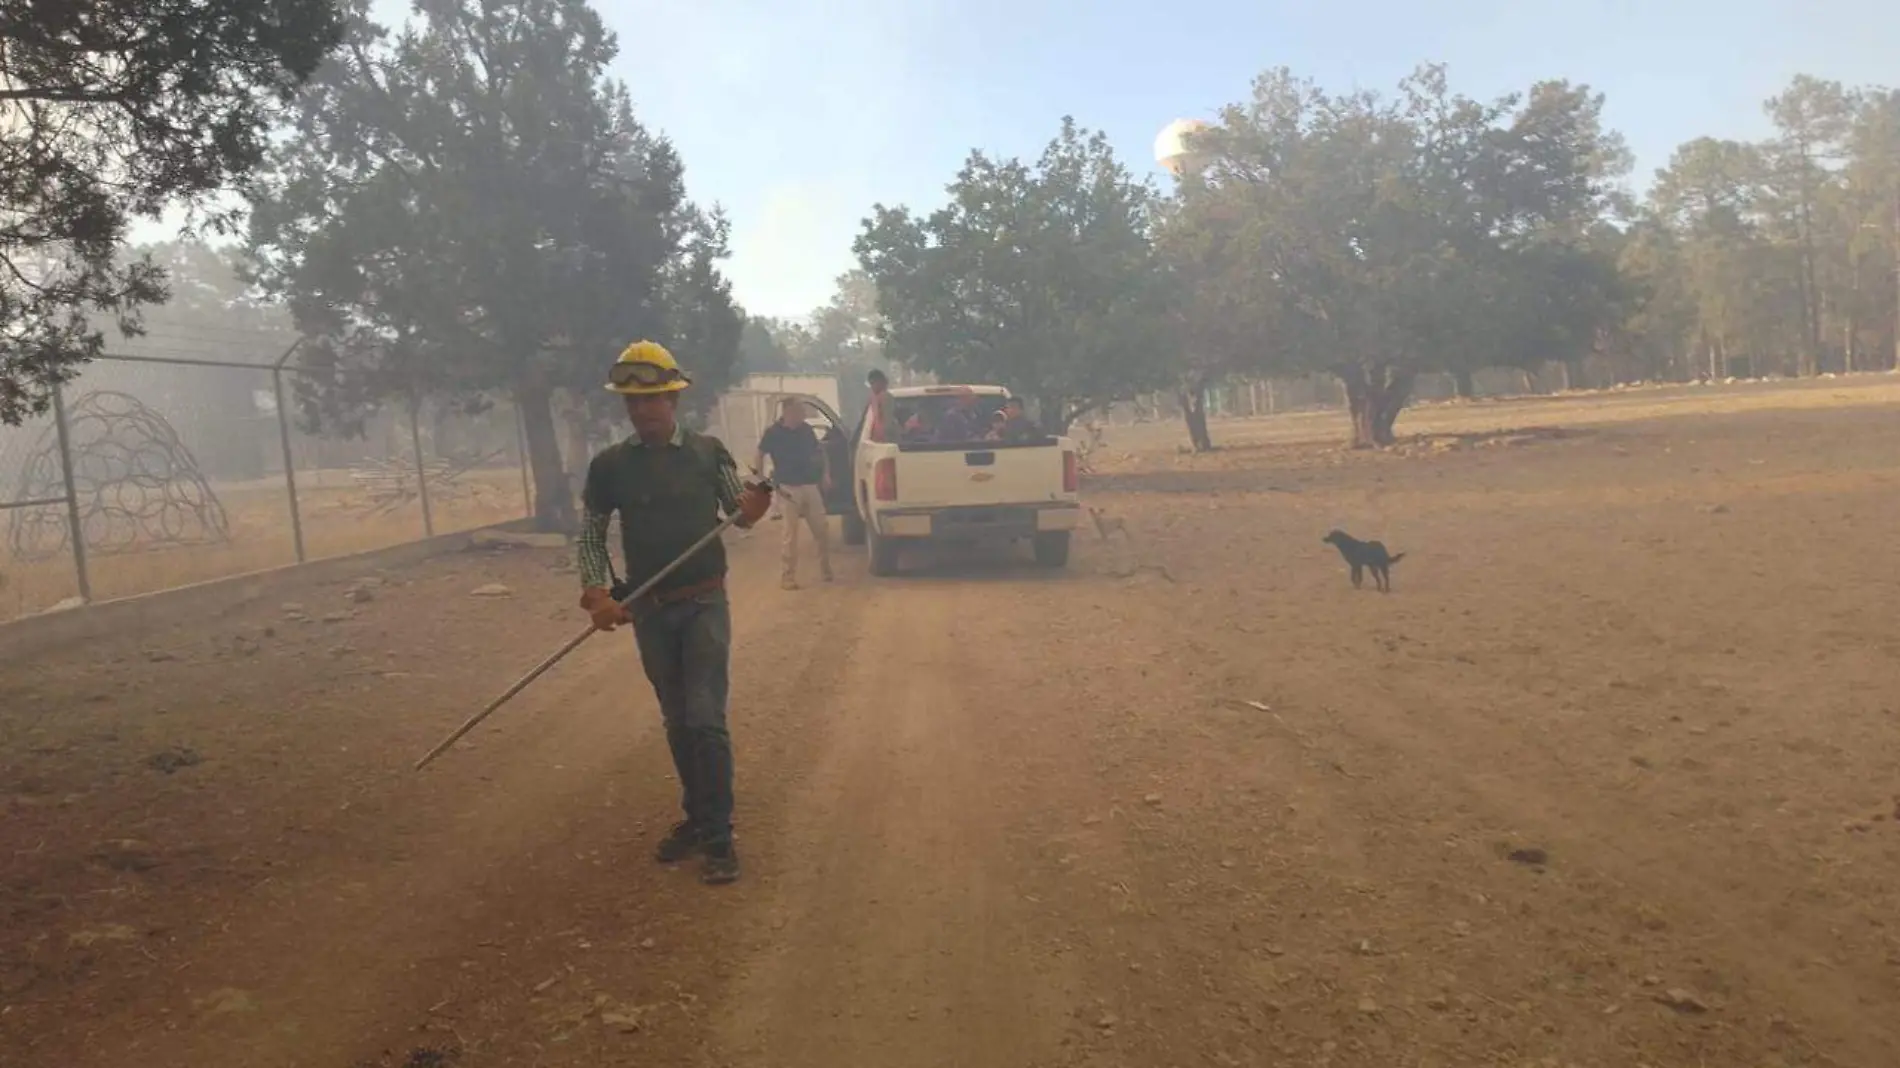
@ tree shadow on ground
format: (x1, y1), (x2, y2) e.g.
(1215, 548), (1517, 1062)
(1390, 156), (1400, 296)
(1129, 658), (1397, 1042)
(1086, 470), (1309, 496)
(1088, 425), (1596, 497)
(1406, 425), (1590, 448)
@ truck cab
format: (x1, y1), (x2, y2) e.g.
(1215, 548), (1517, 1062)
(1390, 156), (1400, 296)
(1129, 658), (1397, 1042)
(848, 385), (1081, 576)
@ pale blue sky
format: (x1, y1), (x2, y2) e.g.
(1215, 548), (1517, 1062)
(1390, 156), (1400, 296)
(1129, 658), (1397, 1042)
(149, 1), (1899, 321)
(611, 0), (1899, 317)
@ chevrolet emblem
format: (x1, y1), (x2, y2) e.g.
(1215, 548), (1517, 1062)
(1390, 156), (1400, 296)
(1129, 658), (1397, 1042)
(970, 472), (994, 482)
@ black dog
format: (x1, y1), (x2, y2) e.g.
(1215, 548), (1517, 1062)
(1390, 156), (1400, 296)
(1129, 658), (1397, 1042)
(1322, 529), (1405, 592)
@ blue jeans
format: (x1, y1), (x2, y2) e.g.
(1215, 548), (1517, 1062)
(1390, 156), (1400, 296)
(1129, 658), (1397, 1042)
(631, 591), (734, 840)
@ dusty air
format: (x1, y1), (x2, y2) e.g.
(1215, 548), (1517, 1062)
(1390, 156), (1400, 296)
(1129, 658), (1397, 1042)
(3, 2), (1898, 1066)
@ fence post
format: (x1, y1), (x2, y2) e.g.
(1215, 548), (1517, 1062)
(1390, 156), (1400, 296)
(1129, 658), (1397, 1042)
(50, 385), (92, 602)
(272, 369), (307, 563)
(409, 397), (435, 538)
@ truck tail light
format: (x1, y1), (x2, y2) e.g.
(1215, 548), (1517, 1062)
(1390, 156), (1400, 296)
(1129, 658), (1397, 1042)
(874, 458), (898, 501)
(1062, 451), (1079, 493)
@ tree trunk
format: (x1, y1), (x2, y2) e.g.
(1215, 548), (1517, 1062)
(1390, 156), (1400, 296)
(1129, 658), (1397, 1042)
(1371, 367), (1414, 445)
(558, 391), (595, 503)
(1053, 399), (1117, 439)
(1846, 254), (1861, 374)
(1338, 363), (1414, 448)
(514, 381), (575, 533)
(1037, 395), (1072, 437)
(1342, 366), (1371, 447)
(1451, 367), (1476, 399)
(1798, 198), (1821, 378)
(1179, 379), (1214, 452)
(1892, 188), (1900, 372)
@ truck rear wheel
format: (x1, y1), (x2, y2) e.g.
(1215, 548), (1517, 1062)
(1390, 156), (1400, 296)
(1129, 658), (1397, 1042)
(868, 529), (901, 576)
(1032, 531), (1070, 568)
(841, 508), (866, 546)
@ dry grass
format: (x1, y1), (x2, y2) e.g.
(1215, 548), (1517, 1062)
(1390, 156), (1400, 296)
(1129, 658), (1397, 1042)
(0, 467), (527, 621)
(1101, 371), (1900, 462)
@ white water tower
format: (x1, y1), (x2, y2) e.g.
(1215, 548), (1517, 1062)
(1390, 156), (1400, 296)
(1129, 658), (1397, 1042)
(1154, 118), (1211, 177)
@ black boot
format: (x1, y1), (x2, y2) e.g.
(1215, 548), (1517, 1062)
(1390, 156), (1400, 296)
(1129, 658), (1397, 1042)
(654, 820), (707, 864)
(700, 837), (740, 885)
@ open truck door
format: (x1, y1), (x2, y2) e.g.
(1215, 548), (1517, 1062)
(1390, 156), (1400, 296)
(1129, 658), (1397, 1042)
(732, 392), (862, 544)
(783, 394), (864, 542)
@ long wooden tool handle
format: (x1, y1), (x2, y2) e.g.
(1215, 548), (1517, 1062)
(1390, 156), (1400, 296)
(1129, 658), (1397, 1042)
(411, 623), (596, 771)
(411, 498), (760, 772)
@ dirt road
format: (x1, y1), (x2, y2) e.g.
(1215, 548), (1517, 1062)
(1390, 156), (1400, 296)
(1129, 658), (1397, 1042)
(4, 393), (1899, 1067)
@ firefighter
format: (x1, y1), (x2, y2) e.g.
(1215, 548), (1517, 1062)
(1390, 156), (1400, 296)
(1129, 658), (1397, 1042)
(575, 340), (772, 885)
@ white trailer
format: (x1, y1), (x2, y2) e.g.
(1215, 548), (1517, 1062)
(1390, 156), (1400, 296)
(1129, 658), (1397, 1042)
(737, 373), (841, 414)
(706, 373), (843, 462)
(703, 380), (856, 526)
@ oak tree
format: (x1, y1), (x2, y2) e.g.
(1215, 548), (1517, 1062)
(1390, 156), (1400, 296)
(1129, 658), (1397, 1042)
(1160, 65), (1628, 447)
(854, 118), (1172, 434)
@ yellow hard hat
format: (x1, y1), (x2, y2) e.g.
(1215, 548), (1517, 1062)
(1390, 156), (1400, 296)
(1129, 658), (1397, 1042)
(605, 340), (691, 395)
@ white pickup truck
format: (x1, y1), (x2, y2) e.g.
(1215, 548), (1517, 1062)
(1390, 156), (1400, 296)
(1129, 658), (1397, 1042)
(844, 384), (1082, 575)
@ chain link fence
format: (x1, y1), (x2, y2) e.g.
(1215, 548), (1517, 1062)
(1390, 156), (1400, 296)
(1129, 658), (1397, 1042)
(0, 345), (532, 623)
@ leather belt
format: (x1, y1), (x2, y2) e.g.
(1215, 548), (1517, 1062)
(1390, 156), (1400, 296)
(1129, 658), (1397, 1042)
(646, 574), (725, 607)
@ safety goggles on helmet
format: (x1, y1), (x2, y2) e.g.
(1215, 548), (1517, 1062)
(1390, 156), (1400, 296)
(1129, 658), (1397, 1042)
(608, 360), (688, 388)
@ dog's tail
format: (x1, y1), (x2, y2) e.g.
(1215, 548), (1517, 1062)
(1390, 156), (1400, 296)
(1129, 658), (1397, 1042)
(1387, 552), (1406, 566)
